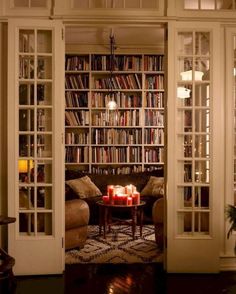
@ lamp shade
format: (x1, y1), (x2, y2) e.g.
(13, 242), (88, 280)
(106, 100), (117, 110)
(18, 159), (33, 173)
(177, 87), (191, 99)
(180, 70), (204, 81)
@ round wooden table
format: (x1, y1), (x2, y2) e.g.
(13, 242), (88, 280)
(97, 201), (146, 240)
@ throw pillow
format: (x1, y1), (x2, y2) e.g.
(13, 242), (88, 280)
(66, 176), (102, 199)
(140, 176), (164, 197)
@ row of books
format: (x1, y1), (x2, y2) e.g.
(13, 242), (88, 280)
(144, 148), (164, 163)
(65, 132), (89, 144)
(144, 110), (164, 126)
(64, 54), (164, 72)
(144, 55), (164, 71)
(65, 110), (89, 126)
(144, 128), (164, 145)
(144, 92), (164, 108)
(91, 55), (142, 71)
(65, 74), (89, 89)
(91, 110), (140, 127)
(19, 58), (34, 79)
(93, 74), (141, 90)
(91, 128), (142, 145)
(65, 55), (89, 71)
(91, 92), (142, 108)
(65, 92), (88, 107)
(145, 75), (164, 90)
(90, 165), (143, 175)
(92, 146), (142, 163)
(65, 146), (89, 163)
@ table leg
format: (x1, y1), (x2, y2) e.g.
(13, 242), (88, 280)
(131, 206), (137, 240)
(139, 207), (144, 237)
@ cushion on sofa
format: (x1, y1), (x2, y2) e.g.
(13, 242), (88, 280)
(140, 176), (164, 197)
(66, 175), (102, 199)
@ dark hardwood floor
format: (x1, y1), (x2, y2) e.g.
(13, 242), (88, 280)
(8, 263), (236, 294)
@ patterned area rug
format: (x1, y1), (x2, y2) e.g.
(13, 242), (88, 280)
(65, 225), (163, 264)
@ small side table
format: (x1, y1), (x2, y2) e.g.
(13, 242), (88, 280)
(97, 201), (146, 240)
(0, 216), (16, 294)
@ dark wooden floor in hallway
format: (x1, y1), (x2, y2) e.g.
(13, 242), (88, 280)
(12, 263), (236, 294)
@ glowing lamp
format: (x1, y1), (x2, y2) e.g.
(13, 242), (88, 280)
(177, 87), (191, 99)
(180, 70), (204, 81)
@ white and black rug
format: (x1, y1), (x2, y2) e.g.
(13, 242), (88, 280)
(65, 225), (163, 264)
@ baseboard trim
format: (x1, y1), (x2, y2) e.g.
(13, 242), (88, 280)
(220, 255), (236, 271)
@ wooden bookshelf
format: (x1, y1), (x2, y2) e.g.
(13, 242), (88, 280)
(65, 53), (165, 174)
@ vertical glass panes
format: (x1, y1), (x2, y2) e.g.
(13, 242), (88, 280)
(177, 30), (211, 236)
(18, 28), (53, 236)
(19, 83), (34, 105)
(19, 30), (34, 53)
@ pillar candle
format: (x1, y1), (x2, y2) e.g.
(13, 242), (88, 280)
(132, 192), (140, 205)
(102, 195), (109, 204)
(127, 196), (132, 206)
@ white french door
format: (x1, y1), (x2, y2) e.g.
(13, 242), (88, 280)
(166, 21), (223, 273)
(8, 19), (65, 275)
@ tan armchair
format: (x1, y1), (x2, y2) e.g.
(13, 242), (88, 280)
(65, 199), (90, 250)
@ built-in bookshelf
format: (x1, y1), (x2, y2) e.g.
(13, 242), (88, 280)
(65, 53), (165, 174)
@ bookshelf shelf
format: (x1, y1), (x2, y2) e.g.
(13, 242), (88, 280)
(65, 53), (165, 174)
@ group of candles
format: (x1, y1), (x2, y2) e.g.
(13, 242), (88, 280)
(102, 184), (140, 206)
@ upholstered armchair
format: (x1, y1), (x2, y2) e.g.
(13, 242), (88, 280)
(65, 199), (90, 250)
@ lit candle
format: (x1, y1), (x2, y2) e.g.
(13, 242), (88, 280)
(125, 184), (133, 196)
(127, 196), (132, 206)
(107, 185), (114, 204)
(132, 192), (140, 205)
(123, 194), (128, 205)
(102, 195), (109, 204)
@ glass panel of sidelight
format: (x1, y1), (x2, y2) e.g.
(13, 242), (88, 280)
(37, 134), (52, 158)
(194, 212), (209, 234)
(194, 186), (209, 208)
(184, 161), (193, 183)
(37, 108), (52, 131)
(37, 83), (52, 105)
(14, 0), (29, 7)
(19, 30), (35, 53)
(19, 83), (34, 105)
(177, 186), (193, 208)
(195, 58), (210, 80)
(19, 134), (34, 157)
(201, 0), (215, 10)
(107, 0), (124, 8)
(36, 161), (52, 183)
(195, 160), (210, 183)
(195, 83), (210, 107)
(37, 213), (52, 235)
(19, 213), (35, 235)
(177, 109), (193, 133)
(37, 56), (52, 79)
(177, 84), (192, 105)
(195, 109), (210, 132)
(19, 109), (34, 131)
(37, 187), (52, 209)
(177, 212), (193, 234)
(142, 0), (158, 8)
(18, 159), (34, 183)
(37, 30), (52, 53)
(19, 187), (34, 209)
(178, 58), (193, 81)
(195, 134), (210, 158)
(177, 134), (193, 158)
(177, 160), (191, 182)
(195, 32), (210, 56)
(177, 32), (193, 55)
(19, 56), (34, 79)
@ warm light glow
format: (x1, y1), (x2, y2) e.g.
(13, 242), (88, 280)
(18, 159), (33, 173)
(177, 87), (191, 99)
(180, 70), (204, 81)
(106, 100), (117, 110)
